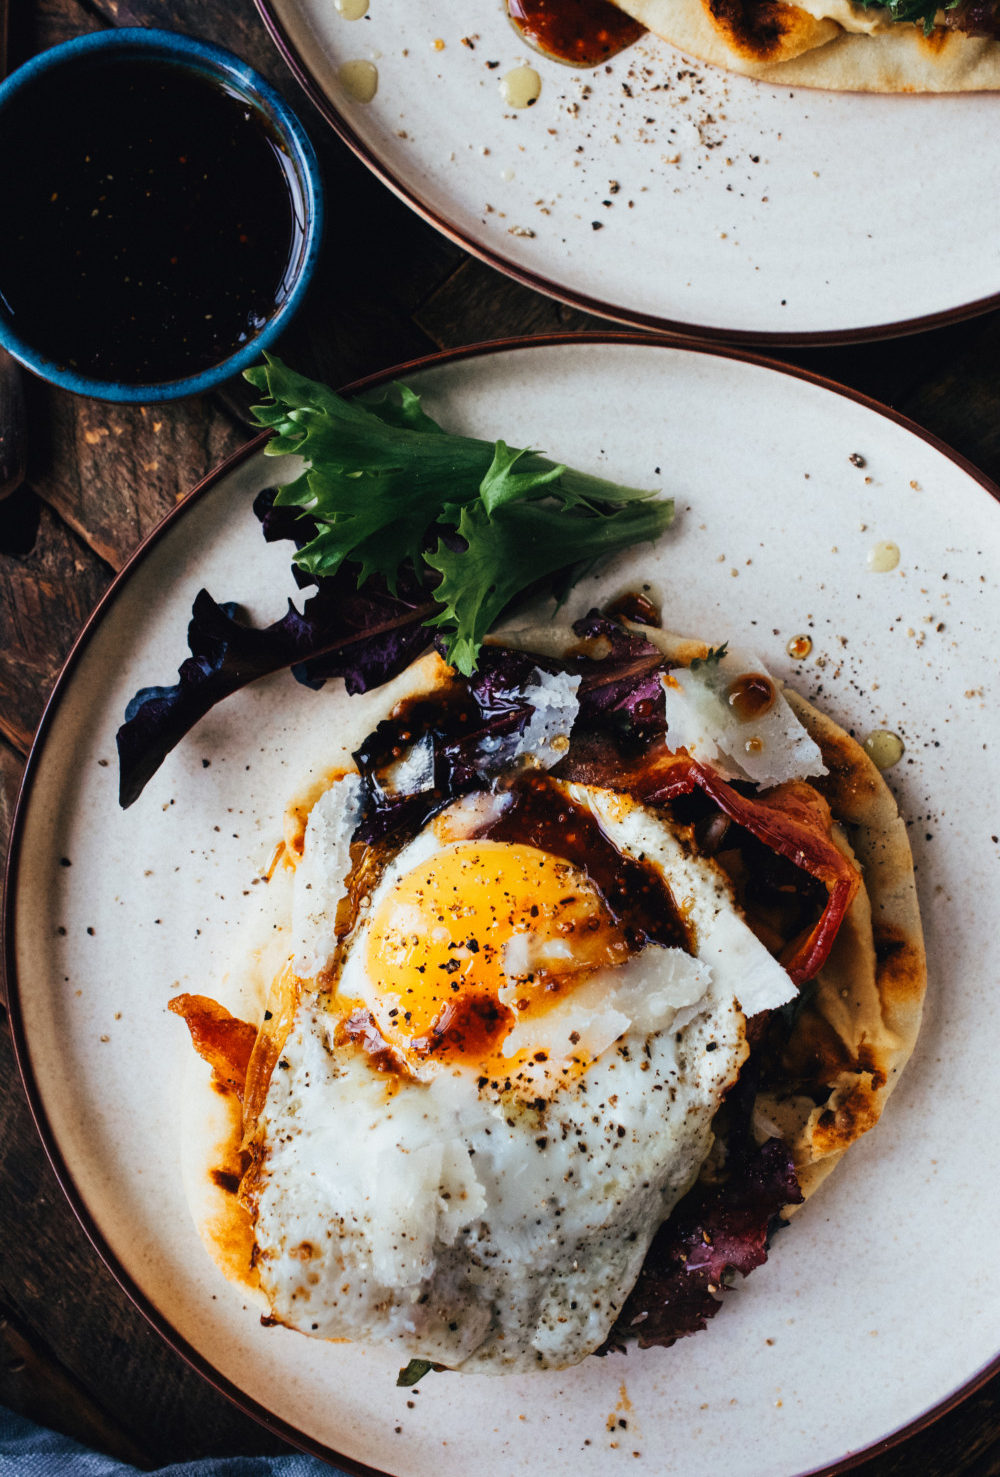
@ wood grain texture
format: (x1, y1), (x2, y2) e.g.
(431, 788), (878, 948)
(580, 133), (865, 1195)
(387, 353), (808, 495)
(899, 312), (1000, 489)
(26, 387), (246, 572)
(0, 739), (22, 865)
(786, 311), (996, 412)
(415, 256), (612, 347)
(0, 352), (27, 502)
(0, 1297), (153, 1468)
(9, 0), (103, 57)
(0, 489), (111, 753)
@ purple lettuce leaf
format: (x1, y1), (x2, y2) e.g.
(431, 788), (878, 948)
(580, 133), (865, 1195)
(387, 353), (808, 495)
(571, 609), (670, 738)
(353, 645), (547, 845)
(350, 624), (676, 849)
(597, 1137), (802, 1353)
(253, 486), (316, 590)
(116, 570), (436, 809)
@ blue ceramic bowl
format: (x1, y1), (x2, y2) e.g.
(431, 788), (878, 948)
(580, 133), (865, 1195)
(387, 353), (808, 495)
(0, 29), (324, 402)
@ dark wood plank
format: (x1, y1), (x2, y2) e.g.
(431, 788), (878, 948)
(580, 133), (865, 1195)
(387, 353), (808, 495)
(784, 311), (996, 411)
(0, 737), (23, 879)
(10, 0), (103, 57)
(898, 311), (1000, 488)
(415, 257), (612, 348)
(0, 488), (111, 753)
(25, 381), (246, 572)
(874, 1383), (1000, 1477)
(0, 1298), (151, 1468)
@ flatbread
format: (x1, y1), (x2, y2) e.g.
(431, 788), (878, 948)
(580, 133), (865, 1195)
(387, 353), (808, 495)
(760, 689), (926, 1205)
(176, 635), (927, 1293)
(611, 0), (1000, 91)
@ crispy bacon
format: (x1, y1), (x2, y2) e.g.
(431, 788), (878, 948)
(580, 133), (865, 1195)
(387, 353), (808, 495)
(688, 766), (860, 986)
(559, 739), (859, 987)
(169, 993), (257, 1100)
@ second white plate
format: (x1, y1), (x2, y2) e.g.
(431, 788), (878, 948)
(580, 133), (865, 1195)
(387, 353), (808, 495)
(258, 0), (1000, 342)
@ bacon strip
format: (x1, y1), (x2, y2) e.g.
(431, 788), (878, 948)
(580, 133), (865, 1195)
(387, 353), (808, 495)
(688, 766), (860, 985)
(560, 740), (859, 986)
(169, 993), (258, 1100)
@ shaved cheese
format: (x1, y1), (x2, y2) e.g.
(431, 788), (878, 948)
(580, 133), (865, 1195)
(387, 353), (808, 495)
(376, 733), (435, 797)
(698, 908), (797, 1015)
(662, 645), (827, 788)
(432, 789), (512, 842)
(479, 667), (581, 774)
(517, 667), (581, 766)
(584, 946), (713, 1035)
(499, 945), (711, 1065)
(576, 783), (796, 1016)
(291, 773), (362, 978)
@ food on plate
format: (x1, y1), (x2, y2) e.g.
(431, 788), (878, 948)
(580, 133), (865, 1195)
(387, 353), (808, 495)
(122, 359), (924, 1378)
(170, 610), (925, 1377)
(607, 0), (1000, 90)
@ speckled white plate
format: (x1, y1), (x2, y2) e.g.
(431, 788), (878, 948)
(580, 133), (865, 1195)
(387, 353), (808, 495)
(7, 338), (1000, 1476)
(256, 0), (1000, 343)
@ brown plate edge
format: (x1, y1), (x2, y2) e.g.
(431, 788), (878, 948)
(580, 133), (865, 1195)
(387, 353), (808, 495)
(3, 332), (1000, 1475)
(253, 0), (1000, 351)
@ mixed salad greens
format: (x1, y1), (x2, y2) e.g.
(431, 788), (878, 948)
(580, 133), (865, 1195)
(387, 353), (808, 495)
(116, 357), (674, 808)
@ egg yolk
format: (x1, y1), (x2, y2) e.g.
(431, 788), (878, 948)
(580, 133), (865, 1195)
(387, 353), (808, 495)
(363, 840), (626, 1067)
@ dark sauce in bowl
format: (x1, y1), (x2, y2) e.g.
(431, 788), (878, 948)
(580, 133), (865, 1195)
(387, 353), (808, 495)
(0, 57), (306, 385)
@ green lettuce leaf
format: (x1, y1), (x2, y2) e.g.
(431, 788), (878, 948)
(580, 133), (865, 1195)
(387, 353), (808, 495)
(245, 355), (675, 672)
(425, 499), (674, 677)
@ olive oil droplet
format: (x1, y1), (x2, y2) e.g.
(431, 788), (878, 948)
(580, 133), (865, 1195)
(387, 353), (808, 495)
(335, 0), (369, 15)
(864, 730), (904, 770)
(500, 65), (542, 108)
(338, 59), (378, 102)
(867, 541), (900, 573)
(786, 634), (812, 660)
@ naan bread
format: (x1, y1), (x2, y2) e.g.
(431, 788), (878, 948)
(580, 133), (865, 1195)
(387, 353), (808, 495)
(611, 0), (1000, 91)
(761, 689), (926, 1205)
(177, 630), (927, 1300)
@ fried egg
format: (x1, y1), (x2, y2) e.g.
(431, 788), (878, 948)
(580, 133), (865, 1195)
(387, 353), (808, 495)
(249, 761), (796, 1372)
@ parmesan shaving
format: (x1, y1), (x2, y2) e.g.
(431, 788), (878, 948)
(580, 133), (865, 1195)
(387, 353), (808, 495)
(291, 772), (362, 978)
(662, 645), (827, 788)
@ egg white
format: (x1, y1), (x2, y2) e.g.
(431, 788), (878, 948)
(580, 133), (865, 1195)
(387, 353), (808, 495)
(248, 774), (797, 1373)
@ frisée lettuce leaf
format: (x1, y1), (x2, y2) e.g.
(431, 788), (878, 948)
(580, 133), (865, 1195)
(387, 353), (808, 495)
(243, 356), (673, 673)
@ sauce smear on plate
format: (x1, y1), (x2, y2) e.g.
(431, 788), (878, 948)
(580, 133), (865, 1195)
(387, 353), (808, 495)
(0, 58), (305, 384)
(507, 0), (646, 66)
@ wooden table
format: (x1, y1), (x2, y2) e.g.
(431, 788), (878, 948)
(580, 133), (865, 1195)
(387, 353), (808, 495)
(1, 0), (998, 1470)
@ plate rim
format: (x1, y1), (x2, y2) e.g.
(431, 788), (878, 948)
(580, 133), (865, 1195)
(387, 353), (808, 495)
(4, 331), (1000, 1475)
(253, 0), (1000, 350)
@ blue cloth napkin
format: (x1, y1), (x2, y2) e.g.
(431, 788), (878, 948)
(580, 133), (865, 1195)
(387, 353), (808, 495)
(0, 1405), (346, 1476)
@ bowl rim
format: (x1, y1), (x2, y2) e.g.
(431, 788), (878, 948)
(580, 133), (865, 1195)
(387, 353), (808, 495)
(0, 27), (324, 403)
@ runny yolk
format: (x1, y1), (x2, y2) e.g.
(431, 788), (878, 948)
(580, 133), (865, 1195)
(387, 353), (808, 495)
(364, 840), (625, 1067)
